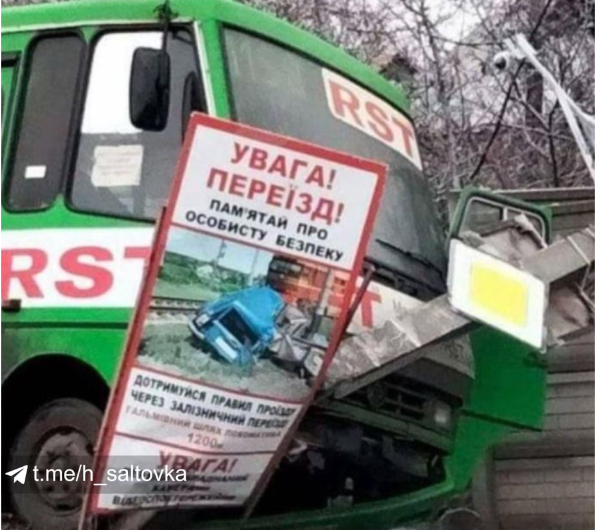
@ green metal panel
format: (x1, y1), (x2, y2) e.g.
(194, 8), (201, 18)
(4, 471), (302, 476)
(2, 64), (17, 158)
(199, 19), (233, 118)
(2, 325), (126, 384)
(464, 328), (547, 430)
(448, 185), (552, 242)
(447, 185), (550, 431)
(2, 63), (16, 122)
(1, 32), (27, 172)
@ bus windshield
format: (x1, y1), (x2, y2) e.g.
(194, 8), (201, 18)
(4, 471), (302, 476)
(224, 29), (446, 285)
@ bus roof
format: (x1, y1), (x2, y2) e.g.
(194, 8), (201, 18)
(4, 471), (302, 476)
(2, 0), (411, 114)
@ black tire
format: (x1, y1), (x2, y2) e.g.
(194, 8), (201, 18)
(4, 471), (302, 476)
(7, 398), (103, 530)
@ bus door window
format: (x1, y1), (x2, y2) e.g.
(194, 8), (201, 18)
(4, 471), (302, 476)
(69, 29), (205, 221)
(4, 35), (84, 211)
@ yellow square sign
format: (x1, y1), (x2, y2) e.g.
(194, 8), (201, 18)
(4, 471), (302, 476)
(469, 263), (529, 328)
(448, 240), (547, 349)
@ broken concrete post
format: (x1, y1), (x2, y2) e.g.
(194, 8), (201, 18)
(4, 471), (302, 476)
(326, 225), (594, 400)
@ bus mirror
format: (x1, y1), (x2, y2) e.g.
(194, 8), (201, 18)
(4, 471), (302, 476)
(130, 47), (171, 131)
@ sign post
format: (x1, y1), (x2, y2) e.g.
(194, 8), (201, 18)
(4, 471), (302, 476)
(88, 113), (386, 513)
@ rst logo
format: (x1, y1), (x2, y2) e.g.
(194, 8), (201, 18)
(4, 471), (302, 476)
(1, 228), (153, 308)
(322, 68), (422, 170)
(348, 279), (421, 334)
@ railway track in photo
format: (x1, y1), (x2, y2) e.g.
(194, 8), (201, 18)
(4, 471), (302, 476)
(148, 296), (206, 322)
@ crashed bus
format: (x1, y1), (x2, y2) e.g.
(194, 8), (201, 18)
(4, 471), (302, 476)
(2, 1), (589, 529)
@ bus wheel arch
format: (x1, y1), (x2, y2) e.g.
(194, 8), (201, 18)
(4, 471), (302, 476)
(2, 354), (109, 520)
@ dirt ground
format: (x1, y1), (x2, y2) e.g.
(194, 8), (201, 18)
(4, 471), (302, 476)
(137, 322), (312, 401)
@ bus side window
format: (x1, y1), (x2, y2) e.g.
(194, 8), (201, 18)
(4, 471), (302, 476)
(4, 34), (84, 212)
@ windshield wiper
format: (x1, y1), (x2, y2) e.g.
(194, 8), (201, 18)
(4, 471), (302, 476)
(375, 239), (445, 282)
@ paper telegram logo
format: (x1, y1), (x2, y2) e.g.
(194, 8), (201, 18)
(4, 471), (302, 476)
(6, 465), (28, 484)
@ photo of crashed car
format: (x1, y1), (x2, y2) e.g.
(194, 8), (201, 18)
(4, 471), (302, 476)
(137, 228), (345, 401)
(188, 286), (326, 378)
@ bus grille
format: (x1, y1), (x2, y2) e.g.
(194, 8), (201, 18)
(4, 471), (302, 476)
(344, 377), (431, 426)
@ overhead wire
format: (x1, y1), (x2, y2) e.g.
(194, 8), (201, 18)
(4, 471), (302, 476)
(467, 0), (556, 183)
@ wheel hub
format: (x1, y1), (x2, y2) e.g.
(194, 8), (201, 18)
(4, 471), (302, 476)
(33, 430), (93, 511)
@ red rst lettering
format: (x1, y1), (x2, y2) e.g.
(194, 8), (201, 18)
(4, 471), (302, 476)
(1, 248), (48, 299)
(391, 117), (415, 157)
(56, 247), (114, 298)
(124, 246), (152, 265)
(358, 290), (382, 328)
(365, 101), (393, 143)
(328, 79), (363, 126)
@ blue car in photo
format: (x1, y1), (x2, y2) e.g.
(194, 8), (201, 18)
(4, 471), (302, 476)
(189, 287), (285, 366)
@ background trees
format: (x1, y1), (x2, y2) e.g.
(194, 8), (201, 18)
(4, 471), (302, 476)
(241, 0), (595, 211)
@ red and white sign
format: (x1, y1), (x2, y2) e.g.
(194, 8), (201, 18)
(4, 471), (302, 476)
(88, 114), (386, 514)
(172, 119), (381, 270)
(322, 69), (422, 169)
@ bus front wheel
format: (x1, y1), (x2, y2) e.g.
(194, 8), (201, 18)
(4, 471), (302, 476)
(7, 398), (103, 530)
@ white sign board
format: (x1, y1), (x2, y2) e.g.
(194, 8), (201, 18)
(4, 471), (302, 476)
(88, 114), (386, 513)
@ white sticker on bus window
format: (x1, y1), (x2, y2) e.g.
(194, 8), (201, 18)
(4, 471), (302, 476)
(91, 145), (143, 188)
(322, 69), (422, 169)
(24, 165), (47, 179)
